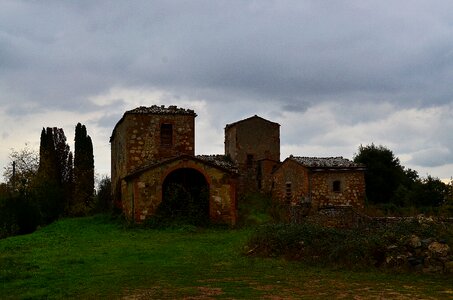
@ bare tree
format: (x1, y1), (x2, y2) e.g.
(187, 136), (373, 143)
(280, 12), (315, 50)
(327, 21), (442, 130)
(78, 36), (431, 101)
(3, 143), (39, 192)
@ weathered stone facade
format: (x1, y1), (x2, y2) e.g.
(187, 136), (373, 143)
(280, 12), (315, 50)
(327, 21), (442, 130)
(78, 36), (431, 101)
(122, 155), (237, 224)
(111, 105), (238, 225)
(225, 116), (280, 194)
(111, 106), (366, 225)
(111, 105), (196, 206)
(272, 156), (366, 214)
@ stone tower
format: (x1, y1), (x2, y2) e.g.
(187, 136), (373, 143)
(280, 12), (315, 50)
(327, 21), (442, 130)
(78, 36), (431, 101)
(224, 115), (280, 194)
(110, 105), (197, 204)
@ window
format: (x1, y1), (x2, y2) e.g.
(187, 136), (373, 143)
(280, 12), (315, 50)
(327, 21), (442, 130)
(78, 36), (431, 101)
(246, 154), (254, 168)
(285, 182), (292, 202)
(332, 180), (341, 193)
(160, 123), (173, 146)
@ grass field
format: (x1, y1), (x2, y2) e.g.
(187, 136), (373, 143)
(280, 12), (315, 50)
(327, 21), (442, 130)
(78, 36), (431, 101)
(1, 215), (452, 299)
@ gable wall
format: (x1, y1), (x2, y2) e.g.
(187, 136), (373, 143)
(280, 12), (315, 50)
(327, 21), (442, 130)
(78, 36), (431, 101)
(272, 160), (310, 204)
(225, 117), (280, 194)
(122, 159), (237, 225)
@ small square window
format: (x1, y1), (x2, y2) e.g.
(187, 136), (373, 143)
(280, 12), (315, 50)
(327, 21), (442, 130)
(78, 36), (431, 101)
(333, 180), (341, 193)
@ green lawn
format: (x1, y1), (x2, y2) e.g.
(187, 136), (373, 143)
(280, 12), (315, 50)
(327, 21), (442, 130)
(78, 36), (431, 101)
(1, 215), (452, 299)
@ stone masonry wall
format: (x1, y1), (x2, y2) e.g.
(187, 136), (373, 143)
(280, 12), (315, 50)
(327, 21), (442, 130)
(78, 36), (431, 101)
(310, 171), (365, 210)
(111, 112), (195, 205)
(272, 160), (310, 204)
(122, 159), (237, 225)
(225, 116), (280, 194)
(272, 160), (366, 214)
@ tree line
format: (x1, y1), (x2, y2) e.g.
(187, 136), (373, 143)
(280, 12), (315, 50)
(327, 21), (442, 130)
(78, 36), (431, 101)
(354, 144), (452, 215)
(0, 123), (111, 238)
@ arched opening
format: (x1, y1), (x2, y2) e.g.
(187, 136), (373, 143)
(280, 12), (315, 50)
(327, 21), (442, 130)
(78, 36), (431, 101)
(158, 168), (210, 225)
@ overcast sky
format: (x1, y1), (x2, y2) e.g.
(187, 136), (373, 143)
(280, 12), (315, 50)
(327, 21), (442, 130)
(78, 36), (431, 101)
(1, 0), (452, 182)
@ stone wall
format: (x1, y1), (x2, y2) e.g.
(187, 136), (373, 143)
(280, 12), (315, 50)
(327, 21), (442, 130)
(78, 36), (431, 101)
(272, 159), (310, 204)
(122, 158), (237, 225)
(225, 116), (280, 194)
(257, 159), (280, 193)
(310, 171), (365, 210)
(272, 160), (365, 214)
(111, 111), (195, 206)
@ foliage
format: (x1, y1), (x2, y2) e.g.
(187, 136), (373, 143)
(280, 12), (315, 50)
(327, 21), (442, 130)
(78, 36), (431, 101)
(245, 220), (453, 269)
(94, 175), (112, 213)
(353, 144), (405, 204)
(34, 127), (73, 222)
(238, 192), (287, 226)
(154, 182), (210, 226)
(72, 123), (94, 216)
(0, 193), (41, 239)
(2, 143), (39, 193)
(354, 144), (450, 208)
(0, 216), (451, 299)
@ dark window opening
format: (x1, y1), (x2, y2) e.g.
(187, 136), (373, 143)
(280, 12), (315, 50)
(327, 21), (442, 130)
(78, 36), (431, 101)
(246, 154), (254, 168)
(333, 180), (341, 193)
(257, 161), (262, 190)
(285, 182), (292, 202)
(160, 123), (173, 146)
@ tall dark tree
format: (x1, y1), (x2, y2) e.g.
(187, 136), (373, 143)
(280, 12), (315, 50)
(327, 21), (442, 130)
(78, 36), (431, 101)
(35, 127), (71, 223)
(412, 176), (448, 207)
(353, 144), (405, 204)
(73, 123), (94, 215)
(52, 127), (74, 213)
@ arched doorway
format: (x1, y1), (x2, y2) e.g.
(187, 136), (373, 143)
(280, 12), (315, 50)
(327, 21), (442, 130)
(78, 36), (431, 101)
(159, 168), (210, 225)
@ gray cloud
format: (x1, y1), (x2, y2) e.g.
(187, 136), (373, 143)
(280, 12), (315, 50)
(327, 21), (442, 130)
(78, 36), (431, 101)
(1, 1), (453, 179)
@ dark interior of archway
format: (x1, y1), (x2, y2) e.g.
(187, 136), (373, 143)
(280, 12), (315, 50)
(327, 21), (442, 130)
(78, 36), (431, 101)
(158, 168), (209, 225)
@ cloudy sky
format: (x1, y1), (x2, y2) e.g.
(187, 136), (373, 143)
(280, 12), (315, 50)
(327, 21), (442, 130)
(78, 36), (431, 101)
(1, 0), (452, 182)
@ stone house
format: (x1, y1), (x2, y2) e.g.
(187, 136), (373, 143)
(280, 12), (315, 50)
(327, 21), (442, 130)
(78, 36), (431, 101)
(224, 115), (280, 194)
(111, 105), (366, 224)
(272, 156), (366, 213)
(110, 106), (238, 225)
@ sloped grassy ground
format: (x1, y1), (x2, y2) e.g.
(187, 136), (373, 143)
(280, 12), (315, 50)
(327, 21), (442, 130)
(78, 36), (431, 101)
(1, 215), (452, 299)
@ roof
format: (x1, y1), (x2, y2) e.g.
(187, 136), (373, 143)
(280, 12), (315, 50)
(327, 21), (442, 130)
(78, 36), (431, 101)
(110, 105), (196, 142)
(126, 105), (197, 116)
(287, 156), (365, 170)
(123, 154), (238, 180)
(196, 155), (238, 172)
(225, 115), (280, 130)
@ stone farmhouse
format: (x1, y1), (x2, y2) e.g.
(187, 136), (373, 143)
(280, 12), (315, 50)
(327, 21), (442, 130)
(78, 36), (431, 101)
(110, 105), (366, 225)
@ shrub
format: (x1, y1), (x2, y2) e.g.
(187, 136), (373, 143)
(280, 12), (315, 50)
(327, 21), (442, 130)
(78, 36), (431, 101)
(238, 193), (288, 226)
(0, 193), (41, 239)
(245, 220), (453, 270)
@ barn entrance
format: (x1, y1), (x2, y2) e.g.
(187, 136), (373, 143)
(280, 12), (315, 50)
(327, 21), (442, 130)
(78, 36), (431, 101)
(159, 168), (210, 225)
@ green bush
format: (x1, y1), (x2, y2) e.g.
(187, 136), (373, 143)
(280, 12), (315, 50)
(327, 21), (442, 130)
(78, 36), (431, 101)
(245, 220), (453, 269)
(238, 193), (288, 226)
(0, 193), (41, 239)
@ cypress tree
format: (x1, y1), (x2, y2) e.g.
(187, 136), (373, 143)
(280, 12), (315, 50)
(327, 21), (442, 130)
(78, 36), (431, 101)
(35, 127), (68, 223)
(73, 123), (94, 215)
